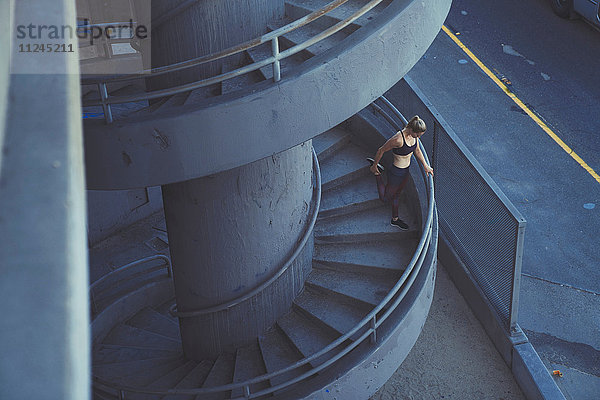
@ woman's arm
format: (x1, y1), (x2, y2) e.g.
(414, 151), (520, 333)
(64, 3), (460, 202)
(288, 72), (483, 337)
(413, 140), (434, 176)
(370, 137), (397, 175)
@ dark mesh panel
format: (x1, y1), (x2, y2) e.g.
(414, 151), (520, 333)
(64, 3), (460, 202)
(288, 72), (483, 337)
(433, 127), (519, 329)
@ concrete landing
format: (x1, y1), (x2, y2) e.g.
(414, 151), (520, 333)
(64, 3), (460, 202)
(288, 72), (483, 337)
(372, 261), (525, 400)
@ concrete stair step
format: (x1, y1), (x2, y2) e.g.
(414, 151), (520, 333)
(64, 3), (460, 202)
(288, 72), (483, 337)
(246, 40), (312, 81)
(293, 286), (371, 341)
(92, 384), (118, 400)
(83, 84), (145, 106)
(221, 56), (266, 94)
(258, 325), (311, 391)
(93, 344), (180, 365)
(286, 0), (391, 27)
(126, 97), (168, 118)
(312, 126), (352, 161)
(152, 297), (179, 325)
(284, 1), (361, 32)
(277, 308), (341, 368)
(231, 341), (269, 398)
(153, 92), (192, 113)
(312, 257), (406, 277)
(319, 141), (371, 190)
(307, 264), (398, 307)
(91, 258), (167, 296)
(161, 360), (213, 400)
(92, 356), (185, 387)
(127, 360), (198, 400)
(184, 84), (221, 106)
(268, 17), (351, 58)
(319, 173), (381, 217)
(126, 307), (180, 341)
(314, 239), (417, 272)
(93, 268), (169, 314)
(103, 324), (181, 352)
(199, 352), (235, 400)
(315, 204), (417, 239)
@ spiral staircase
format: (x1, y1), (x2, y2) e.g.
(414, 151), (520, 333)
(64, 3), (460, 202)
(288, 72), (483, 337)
(91, 113), (438, 399)
(84, 0), (448, 398)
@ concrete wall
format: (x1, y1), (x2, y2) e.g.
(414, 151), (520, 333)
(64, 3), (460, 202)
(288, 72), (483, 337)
(1, 1), (90, 399)
(0, 1), (10, 174)
(87, 186), (163, 246)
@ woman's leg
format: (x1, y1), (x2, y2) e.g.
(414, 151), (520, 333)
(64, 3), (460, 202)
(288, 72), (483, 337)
(376, 174), (401, 204)
(390, 175), (409, 219)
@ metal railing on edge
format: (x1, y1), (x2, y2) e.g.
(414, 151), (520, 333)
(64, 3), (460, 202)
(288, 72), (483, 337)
(89, 254), (172, 315)
(392, 76), (526, 333)
(92, 96), (436, 399)
(81, 0), (386, 123)
(169, 146), (321, 318)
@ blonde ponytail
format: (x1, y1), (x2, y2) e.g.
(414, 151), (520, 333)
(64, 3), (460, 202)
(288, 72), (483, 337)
(407, 115), (426, 133)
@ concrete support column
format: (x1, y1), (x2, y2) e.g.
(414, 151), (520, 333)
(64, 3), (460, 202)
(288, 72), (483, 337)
(149, 0), (311, 359)
(163, 141), (314, 359)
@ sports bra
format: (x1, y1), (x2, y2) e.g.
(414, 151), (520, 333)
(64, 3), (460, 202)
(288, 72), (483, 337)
(392, 132), (417, 156)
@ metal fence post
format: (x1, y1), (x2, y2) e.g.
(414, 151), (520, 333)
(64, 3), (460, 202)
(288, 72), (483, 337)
(370, 316), (377, 344)
(510, 219), (526, 334)
(98, 82), (113, 124)
(272, 37), (281, 82)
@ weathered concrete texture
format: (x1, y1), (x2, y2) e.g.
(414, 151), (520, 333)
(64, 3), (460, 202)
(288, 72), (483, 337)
(87, 186), (163, 245)
(0, 3), (89, 400)
(372, 262), (526, 400)
(151, 0), (284, 83)
(162, 141), (314, 359)
(149, 0), (284, 94)
(548, 363), (600, 400)
(518, 276), (600, 351)
(83, 0), (452, 190)
(513, 343), (566, 400)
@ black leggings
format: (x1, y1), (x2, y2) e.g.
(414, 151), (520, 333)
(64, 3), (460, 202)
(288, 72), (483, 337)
(375, 165), (409, 219)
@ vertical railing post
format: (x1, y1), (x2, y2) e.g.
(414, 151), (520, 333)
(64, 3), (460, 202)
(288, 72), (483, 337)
(271, 37), (281, 82)
(243, 385), (251, 398)
(98, 82), (113, 124)
(119, 389), (125, 400)
(370, 315), (377, 344)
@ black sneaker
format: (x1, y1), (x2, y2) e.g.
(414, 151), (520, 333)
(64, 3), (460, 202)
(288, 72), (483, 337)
(390, 218), (409, 230)
(366, 158), (385, 174)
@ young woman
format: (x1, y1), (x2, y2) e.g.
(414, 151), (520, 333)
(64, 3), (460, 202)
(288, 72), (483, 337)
(367, 115), (433, 230)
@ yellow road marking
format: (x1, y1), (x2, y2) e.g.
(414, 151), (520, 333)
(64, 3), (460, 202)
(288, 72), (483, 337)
(441, 25), (600, 185)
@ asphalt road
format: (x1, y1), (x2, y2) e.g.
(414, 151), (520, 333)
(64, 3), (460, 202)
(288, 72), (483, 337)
(396, 0), (600, 398)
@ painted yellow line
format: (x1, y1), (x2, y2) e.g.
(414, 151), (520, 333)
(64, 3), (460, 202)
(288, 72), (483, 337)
(441, 25), (600, 185)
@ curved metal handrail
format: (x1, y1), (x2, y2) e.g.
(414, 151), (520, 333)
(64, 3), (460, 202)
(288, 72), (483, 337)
(169, 146), (322, 317)
(82, 0), (386, 122)
(92, 97), (436, 399)
(81, 0), (350, 85)
(89, 254), (171, 314)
